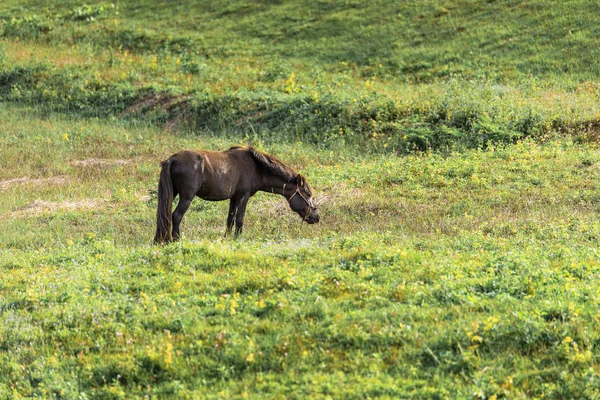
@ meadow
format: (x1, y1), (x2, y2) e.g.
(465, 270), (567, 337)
(2, 1), (600, 399)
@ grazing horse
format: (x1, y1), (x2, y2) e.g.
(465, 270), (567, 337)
(154, 145), (319, 243)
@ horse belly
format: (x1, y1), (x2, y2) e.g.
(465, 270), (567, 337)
(197, 174), (239, 201)
(196, 183), (231, 201)
(197, 192), (230, 201)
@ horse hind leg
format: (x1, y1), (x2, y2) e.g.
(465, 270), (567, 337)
(170, 153), (204, 241)
(172, 194), (193, 241)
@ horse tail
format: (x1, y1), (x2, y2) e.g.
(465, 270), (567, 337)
(154, 159), (174, 244)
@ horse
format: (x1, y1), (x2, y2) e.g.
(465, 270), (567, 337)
(153, 145), (319, 243)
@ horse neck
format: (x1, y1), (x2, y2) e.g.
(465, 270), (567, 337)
(261, 174), (296, 197)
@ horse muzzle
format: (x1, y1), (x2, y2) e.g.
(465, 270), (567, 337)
(305, 213), (319, 224)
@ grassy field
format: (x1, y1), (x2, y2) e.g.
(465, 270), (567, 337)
(3, 0), (600, 399)
(4, 107), (600, 398)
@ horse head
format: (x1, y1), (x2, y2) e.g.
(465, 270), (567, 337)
(288, 174), (319, 224)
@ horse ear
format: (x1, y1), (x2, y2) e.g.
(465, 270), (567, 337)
(296, 174), (304, 186)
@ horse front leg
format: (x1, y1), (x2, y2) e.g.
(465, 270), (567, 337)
(234, 195), (250, 238)
(226, 198), (237, 236)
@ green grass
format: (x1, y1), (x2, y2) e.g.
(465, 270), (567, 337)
(3, 105), (600, 398)
(3, 0), (600, 398)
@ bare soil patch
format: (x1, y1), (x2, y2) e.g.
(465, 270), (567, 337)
(0, 176), (67, 191)
(5, 199), (105, 219)
(71, 158), (132, 167)
(124, 93), (192, 115)
(122, 93), (193, 130)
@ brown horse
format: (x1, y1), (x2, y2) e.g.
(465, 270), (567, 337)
(154, 145), (319, 243)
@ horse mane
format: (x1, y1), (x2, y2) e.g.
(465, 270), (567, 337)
(239, 145), (298, 182)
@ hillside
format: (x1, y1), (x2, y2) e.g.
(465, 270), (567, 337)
(1, 0), (600, 151)
(3, 0), (600, 81)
